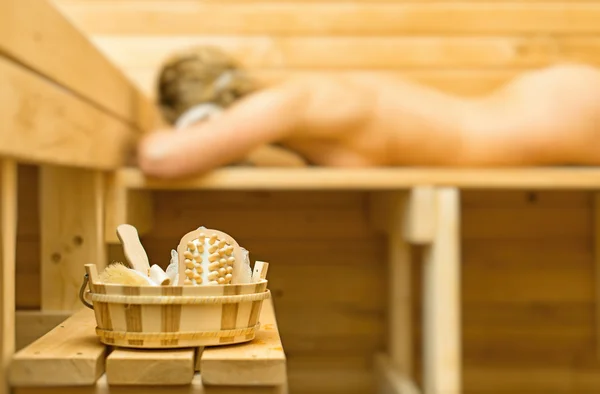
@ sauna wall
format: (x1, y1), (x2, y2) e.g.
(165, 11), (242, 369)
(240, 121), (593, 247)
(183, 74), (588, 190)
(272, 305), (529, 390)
(20, 0), (600, 392)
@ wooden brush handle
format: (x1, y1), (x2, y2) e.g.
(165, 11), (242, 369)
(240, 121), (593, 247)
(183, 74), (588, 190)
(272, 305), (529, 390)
(252, 261), (269, 282)
(116, 224), (151, 275)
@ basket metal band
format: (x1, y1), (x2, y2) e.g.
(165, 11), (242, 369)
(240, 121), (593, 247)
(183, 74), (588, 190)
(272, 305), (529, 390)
(90, 289), (271, 305)
(96, 322), (261, 339)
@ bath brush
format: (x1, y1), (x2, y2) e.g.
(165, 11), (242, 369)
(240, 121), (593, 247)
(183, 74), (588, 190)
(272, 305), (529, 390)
(116, 224), (151, 275)
(176, 227), (252, 285)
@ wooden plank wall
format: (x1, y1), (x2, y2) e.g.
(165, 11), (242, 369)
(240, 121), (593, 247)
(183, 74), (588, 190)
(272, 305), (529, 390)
(15, 0), (600, 393)
(51, 0), (600, 98)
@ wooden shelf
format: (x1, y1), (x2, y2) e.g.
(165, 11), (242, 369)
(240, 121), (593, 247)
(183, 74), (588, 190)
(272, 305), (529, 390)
(118, 167), (600, 190)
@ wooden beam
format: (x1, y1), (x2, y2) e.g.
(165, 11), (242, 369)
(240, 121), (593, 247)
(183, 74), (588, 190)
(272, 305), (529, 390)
(0, 57), (136, 170)
(1, 160), (17, 394)
(200, 298), (287, 386)
(0, 0), (158, 131)
(40, 166), (106, 311)
(421, 188), (461, 394)
(118, 167), (600, 191)
(9, 308), (106, 387)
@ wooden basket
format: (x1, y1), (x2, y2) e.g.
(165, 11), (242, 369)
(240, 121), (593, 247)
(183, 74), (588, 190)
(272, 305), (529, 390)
(80, 263), (270, 349)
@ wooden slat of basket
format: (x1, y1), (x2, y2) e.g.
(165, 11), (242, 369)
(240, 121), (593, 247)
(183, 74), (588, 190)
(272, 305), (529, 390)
(14, 374), (287, 394)
(9, 308), (106, 386)
(105, 348), (195, 385)
(201, 297), (286, 386)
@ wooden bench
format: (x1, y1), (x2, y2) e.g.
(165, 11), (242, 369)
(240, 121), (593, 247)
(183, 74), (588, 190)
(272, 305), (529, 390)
(8, 297), (287, 393)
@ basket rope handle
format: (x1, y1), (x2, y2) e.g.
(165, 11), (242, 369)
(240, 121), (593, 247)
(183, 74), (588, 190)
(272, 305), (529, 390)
(79, 273), (94, 310)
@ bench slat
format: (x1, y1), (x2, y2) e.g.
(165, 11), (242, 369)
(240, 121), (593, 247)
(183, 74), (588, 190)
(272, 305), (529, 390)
(9, 308), (106, 386)
(106, 348), (195, 386)
(119, 167), (600, 191)
(201, 297), (287, 386)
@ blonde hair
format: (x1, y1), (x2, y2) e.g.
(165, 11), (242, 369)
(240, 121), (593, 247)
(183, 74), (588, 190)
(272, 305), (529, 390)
(157, 46), (256, 124)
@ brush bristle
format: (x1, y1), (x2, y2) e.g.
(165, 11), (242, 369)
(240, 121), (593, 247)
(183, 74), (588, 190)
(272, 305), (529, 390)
(99, 262), (151, 286)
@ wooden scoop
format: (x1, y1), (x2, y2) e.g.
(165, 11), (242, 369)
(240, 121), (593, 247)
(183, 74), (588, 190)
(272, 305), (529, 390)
(116, 224), (151, 275)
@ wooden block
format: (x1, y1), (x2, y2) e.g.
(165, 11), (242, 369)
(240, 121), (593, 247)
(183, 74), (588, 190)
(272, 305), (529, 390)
(106, 349), (195, 385)
(0, 56), (135, 170)
(0, 0), (152, 130)
(201, 298), (286, 386)
(9, 308), (107, 386)
(15, 311), (73, 351)
(40, 166), (106, 311)
(104, 172), (153, 244)
(1, 160), (18, 394)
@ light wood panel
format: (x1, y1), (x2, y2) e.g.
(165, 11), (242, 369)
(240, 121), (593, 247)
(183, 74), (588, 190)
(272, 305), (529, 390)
(0, 57), (135, 170)
(53, 2), (600, 35)
(91, 35), (600, 72)
(0, 0), (155, 130)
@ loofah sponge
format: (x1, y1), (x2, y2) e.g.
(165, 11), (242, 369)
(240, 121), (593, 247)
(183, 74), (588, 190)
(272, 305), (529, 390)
(99, 262), (156, 286)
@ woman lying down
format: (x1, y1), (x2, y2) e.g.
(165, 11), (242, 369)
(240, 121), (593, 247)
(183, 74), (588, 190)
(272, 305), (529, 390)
(137, 62), (600, 178)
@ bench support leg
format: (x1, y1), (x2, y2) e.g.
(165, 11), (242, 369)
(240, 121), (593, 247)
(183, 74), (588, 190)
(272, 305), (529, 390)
(40, 165), (106, 311)
(422, 188), (461, 394)
(0, 160), (17, 394)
